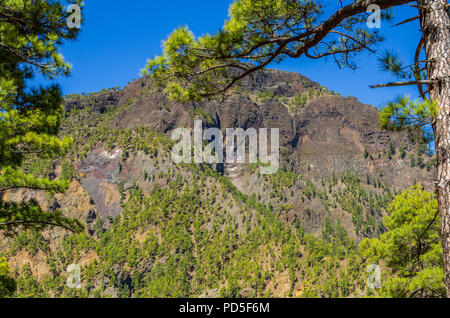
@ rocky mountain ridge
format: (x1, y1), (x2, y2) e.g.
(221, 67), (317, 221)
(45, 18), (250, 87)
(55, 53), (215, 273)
(0, 68), (437, 298)
(61, 68), (435, 236)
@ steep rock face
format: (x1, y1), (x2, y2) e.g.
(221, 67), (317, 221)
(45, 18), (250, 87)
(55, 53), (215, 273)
(288, 95), (431, 186)
(58, 68), (435, 236)
(78, 149), (123, 220)
(82, 69), (433, 188)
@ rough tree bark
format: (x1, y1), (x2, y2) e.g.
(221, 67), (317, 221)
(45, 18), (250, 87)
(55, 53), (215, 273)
(418, 0), (450, 296)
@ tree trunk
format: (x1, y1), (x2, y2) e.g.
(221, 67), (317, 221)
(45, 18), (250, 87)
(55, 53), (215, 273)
(418, 0), (450, 296)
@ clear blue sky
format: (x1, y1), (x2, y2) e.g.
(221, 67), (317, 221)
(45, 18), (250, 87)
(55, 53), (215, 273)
(51, 0), (421, 108)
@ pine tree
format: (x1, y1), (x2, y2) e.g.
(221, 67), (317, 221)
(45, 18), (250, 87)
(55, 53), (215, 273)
(143, 0), (450, 295)
(0, 257), (15, 298)
(0, 0), (84, 235)
(360, 185), (445, 298)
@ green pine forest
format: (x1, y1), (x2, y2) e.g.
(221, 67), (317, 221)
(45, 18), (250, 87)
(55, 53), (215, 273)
(0, 0), (448, 298)
(0, 98), (444, 298)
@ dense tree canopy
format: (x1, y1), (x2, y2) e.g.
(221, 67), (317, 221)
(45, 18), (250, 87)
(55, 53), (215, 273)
(361, 185), (445, 297)
(0, 0), (84, 234)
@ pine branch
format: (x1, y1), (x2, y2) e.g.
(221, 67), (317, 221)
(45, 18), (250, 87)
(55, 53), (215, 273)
(370, 80), (434, 88)
(394, 15), (420, 27)
(0, 220), (76, 232)
(145, 0), (416, 100)
(415, 37), (426, 100)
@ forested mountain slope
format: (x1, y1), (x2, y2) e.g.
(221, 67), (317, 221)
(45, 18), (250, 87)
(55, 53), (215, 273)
(0, 69), (436, 297)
